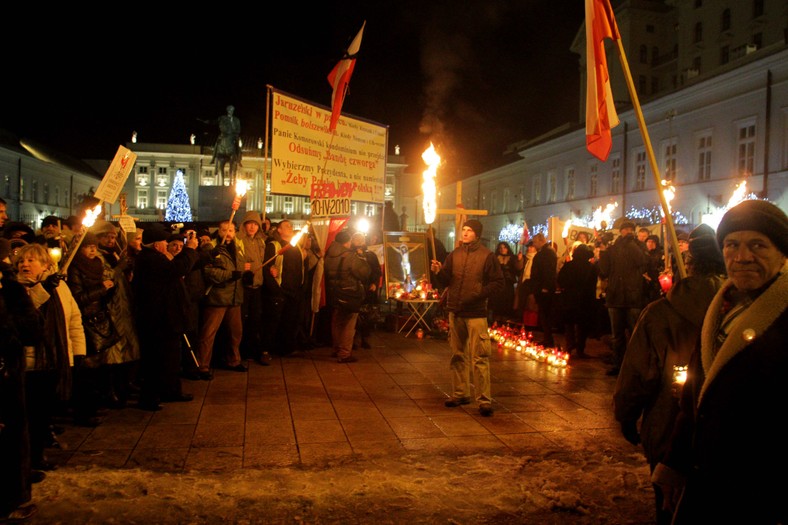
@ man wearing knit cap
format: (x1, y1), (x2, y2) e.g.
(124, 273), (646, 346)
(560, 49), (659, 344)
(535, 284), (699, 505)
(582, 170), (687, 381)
(431, 219), (504, 417)
(652, 199), (788, 524)
(614, 223), (726, 525)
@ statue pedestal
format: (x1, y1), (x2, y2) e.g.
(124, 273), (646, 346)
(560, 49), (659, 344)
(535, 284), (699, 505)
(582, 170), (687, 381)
(197, 186), (246, 223)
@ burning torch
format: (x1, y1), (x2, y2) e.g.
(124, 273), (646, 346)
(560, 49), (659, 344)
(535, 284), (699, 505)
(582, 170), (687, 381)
(261, 223), (310, 267)
(421, 143), (440, 261)
(224, 178), (249, 244)
(59, 203), (104, 275)
(659, 180), (675, 293)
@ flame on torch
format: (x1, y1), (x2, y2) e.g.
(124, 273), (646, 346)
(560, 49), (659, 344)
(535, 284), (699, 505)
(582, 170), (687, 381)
(261, 224), (310, 267)
(562, 219), (572, 239)
(83, 204), (103, 229)
(59, 203), (103, 275)
(592, 202), (618, 230)
(660, 180), (675, 217)
(421, 143), (440, 225)
(231, 179), (249, 211)
(290, 224), (309, 247)
(701, 180), (750, 230)
(726, 180), (747, 208)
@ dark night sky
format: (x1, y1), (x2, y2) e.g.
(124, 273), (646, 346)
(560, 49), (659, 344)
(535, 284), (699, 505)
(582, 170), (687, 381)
(1, 1), (585, 177)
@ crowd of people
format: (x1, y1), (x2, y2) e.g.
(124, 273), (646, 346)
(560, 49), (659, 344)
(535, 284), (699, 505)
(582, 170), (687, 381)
(433, 204), (786, 523)
(2, 194), (786, 523)
(0, 196), (385, 522)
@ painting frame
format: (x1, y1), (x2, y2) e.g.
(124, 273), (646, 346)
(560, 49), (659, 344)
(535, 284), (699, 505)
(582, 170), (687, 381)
(383, 231), (430, 298)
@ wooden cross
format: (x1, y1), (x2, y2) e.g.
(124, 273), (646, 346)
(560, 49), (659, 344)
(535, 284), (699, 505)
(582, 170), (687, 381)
(434, 181), (488, 248)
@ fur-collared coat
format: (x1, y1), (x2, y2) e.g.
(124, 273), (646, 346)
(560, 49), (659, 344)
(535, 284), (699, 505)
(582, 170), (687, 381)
(655, 263), (788, 524)
(613, 273), (724, 468)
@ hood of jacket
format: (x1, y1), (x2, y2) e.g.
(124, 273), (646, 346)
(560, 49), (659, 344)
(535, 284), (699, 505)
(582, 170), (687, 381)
(240, 211), (262, 229)
(666, 273), (725, 327)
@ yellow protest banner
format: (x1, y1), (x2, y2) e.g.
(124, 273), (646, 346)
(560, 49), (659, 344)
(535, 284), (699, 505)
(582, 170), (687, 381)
(270, 89), (386, 203)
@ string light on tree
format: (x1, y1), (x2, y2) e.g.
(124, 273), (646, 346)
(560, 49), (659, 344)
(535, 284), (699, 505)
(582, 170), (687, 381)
(498, 223), (523, 245)
(165, 170), (193, 222)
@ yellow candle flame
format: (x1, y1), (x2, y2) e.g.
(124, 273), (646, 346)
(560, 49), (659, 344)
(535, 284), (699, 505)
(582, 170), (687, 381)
(48, 247), (62, 264)
(673, 365), (688, 385)
(421, 143), (440, 225)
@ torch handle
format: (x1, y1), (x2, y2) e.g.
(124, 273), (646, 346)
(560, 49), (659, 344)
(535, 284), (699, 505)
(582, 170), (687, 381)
(59, 231), (85, 275)
(428, 225), (437, 264)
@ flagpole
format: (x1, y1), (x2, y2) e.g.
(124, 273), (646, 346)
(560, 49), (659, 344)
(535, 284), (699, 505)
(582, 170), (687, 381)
(612, 39), (686, 280)
(263, 85), (272, 223)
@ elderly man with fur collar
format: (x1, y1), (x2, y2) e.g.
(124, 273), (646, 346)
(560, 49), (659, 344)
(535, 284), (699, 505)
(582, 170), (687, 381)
(652, 199), (788, 524)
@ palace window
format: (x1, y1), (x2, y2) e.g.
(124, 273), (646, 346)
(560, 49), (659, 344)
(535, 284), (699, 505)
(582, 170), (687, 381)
(697, 132), (712, 181)
(737, 122), (756, 177)
(137, 189), (148, 208)
(611, 157), (621, 194)
(156, 189), (167, 209)
(635, 150), (647, 190)
(565, 169), (575, 200)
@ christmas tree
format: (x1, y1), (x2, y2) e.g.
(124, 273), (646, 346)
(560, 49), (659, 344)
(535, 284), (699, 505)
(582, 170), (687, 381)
(165, 171), (193, 222)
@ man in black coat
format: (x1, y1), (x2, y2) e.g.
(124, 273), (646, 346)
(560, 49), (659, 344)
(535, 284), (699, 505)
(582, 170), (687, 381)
(530, 233), (558, 347)
(598, 221), (649, 376)
(653, 200), (788, 524)
(132, 224), (201, 411)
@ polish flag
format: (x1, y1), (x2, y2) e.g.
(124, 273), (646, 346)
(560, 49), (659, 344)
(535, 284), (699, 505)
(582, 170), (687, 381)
(327, 22), (365, 132)
(585, 0), (620, 161)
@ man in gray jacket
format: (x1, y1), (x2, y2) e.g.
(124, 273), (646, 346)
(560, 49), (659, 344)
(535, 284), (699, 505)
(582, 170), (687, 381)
(431, 220), (504, 417)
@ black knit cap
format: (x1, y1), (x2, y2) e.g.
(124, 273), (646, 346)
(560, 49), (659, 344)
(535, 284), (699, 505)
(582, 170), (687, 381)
(463, 220), (483, 239)
(688, 224), (724, 268)
(716, 200), (788, 256)
(335, 230), (352, 244)
(41, 215), (60, 228)
(143, 224), (170, 244)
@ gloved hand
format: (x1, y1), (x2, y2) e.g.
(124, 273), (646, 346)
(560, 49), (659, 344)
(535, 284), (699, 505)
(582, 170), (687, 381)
(230, 271), (243, 281)
(43, 273), (63, 293)
(73, 355), (85, 369)
(621, 420), (641, 445)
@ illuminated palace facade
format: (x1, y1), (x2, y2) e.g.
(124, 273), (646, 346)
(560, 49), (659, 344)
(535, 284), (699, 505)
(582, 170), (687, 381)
(115, 142), (408, 227)
(408, 0), (788, 248)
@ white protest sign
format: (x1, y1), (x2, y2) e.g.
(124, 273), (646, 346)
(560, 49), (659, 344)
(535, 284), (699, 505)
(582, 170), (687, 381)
(117, 215), (136, 233)
(94, 146), (137, 204)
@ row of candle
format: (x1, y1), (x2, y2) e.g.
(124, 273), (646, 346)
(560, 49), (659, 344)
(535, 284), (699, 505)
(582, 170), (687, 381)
(488, 323), (570, 368)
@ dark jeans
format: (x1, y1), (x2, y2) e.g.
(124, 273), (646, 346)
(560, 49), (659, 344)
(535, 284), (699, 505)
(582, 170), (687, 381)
(607, 307), (642, 369)
(240, 286), (264, 360)
(535, 291), (555, 346)
(263, 293), (302, 356)
(562, 308), (591, 355)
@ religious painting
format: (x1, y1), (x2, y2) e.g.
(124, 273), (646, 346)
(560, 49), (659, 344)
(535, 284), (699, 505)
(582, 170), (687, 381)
(384, 231), (430, 298)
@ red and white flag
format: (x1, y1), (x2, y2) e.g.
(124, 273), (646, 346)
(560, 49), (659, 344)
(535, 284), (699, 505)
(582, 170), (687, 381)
(585, 0), (620, 161)
(327, 21), (365, 132)
(520, 220), (530, 246)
